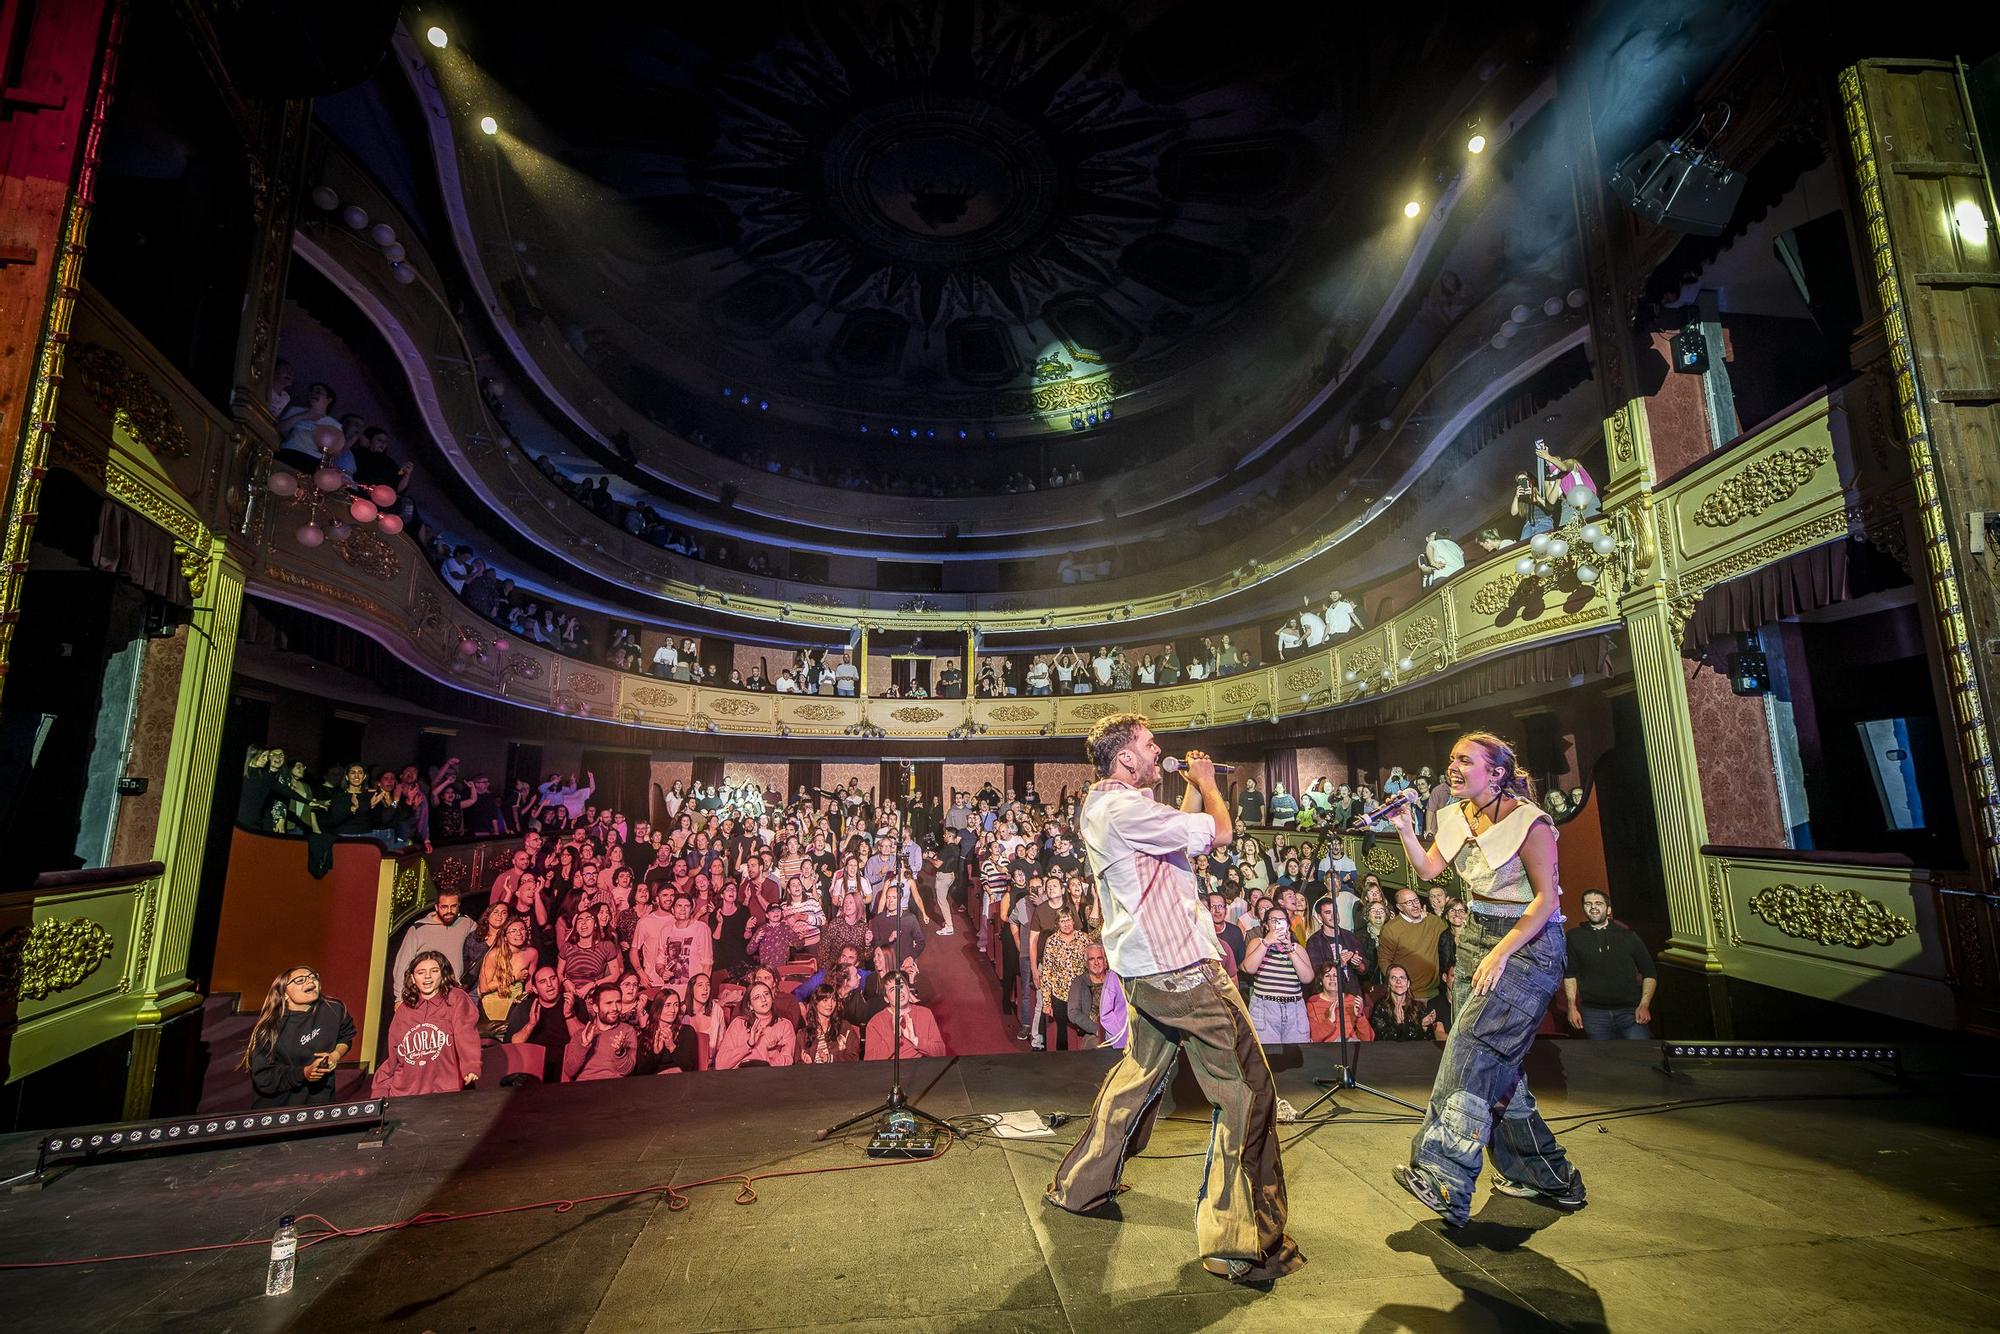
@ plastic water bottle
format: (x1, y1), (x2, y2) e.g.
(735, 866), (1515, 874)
(265, 1215), (298, 1297)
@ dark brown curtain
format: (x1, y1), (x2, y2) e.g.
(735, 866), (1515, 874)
(910, 760), (943, 812)
(879, 760), (911, 808)
(581, 750), (650, 819)
(91, 499), (192, 605)
(1680, 538), (1907, 657)
(1265, 748), (1299, 804)
(788, 759), (821, 802)
(692, 756), (724, 790)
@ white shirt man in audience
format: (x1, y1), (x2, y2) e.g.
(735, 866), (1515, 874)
(1418, 531), (1465, 587)
(833, 655), (860, 696)
(1325, 591), (1362, 636)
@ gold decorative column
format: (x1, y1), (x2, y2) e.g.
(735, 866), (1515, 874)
(858, 626), (869, 698)
(124, 534), (246, 1115)
(1619, 588), (1719, 973)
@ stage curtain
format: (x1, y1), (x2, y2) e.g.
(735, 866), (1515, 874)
(1680, 538), (1907, 657)
(787, 759), (821, 803)
(692, 756), (725, 791)
(1265, 748), (1299, 805)
(581, 750), (650, 820)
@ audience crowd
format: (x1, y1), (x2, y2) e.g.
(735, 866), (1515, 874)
(242, 738), (1625, 1109)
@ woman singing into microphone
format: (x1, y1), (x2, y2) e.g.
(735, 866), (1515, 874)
(1380, 731), (1586, 1226)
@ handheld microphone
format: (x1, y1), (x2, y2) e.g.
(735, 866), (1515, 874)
(1351, 788), (1420, 827)
(1161, 756), (1237, 775)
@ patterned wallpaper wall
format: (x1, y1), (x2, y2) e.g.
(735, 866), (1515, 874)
(1685, 663), (1787, 846)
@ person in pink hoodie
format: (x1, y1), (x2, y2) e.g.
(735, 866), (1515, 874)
(373, 950), (482, 1097)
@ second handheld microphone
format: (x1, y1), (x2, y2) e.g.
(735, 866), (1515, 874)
(1161, 756), (1237, 775)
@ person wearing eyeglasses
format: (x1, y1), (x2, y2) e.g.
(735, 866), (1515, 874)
(239, 966), (355, 1108)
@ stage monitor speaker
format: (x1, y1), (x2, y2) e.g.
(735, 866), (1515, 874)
(1608, 139), (1746, 237)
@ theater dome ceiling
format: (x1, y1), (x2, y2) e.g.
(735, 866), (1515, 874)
(450, 1), (1522, 444)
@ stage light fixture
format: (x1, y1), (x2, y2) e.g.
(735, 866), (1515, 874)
(1673, 320), (1710, 374)
(1956, 199), (1989, 241)
(16, 1100), (389, 1190)
(1607, 109), (1744, 236)
(1665, 1042), (1898, 1065)
(479, 115), (498, 136)
(1403, 200), (1422, 219)
(1467, 134), (1486, 154)
(426, 26), (448, 48)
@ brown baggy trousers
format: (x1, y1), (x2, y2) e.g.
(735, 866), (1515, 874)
(1045, 960), (1304, 1280)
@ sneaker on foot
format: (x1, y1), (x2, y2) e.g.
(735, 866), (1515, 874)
(1014, 1028), (1033, 1042)
(935, 927), (955, 936)
(1493, 1170), (1587, 1209)
(1275, 1097), (1300, 1124)
(1031, 1035), (1046, 1050)
(1392, 1164), (1461, 1226)
(1202, 1255), (1255, 1283)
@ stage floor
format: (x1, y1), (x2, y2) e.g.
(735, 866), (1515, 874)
(2, 1041), (1997, 1332)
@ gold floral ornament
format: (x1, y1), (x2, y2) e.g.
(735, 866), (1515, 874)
(1220, 682), (1261, 706)
(1278, 668), (1323, 694)
(1692, 445), (1833, 528)
(709, 696), (760, 717)
(436, 857), (468, 892)
(793, 703), (842, 722)
(567, 672), (605, 695)
(988, 704), (1041, 723)
(1364, 845), (1402, 875)
(1745, 882), (1914, 948)
(1400, 615), (1443, 655)
(69, 341), (192, 460)
(1068, 701), (1117, 722)
(891, 706), (944, 723)
(0, 918), (116, 1002)
(629, 685), (681, 708)
(337, 527), (401, 581)
(1148, 693), (1197, 713)
(1470, 575), (1522, 617)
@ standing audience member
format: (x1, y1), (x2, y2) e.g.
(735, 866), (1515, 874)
(1563, 890), (1657, 1038)
(241, 966), (355, 1107)
(1377, 888), (1448, 1003)
(373, 951), (482, 1097)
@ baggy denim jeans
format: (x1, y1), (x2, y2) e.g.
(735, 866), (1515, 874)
(1408, 909), (1579, 1224)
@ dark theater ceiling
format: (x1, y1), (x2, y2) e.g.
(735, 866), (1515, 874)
(456, 1), (1525, 441)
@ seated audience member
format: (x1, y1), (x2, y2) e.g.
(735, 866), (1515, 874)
(391, 889), (473, 998)
(797, 985), (862, 1063)
(373, 951), (482, 1097)
(241, 965), (355, 1107)
(1371, 964), (1449, 1041)
(634, 986), (702, 1074)
(508, 966), (571, 1084)
(1064, 941), (1129, 1050)
(715, 979), (797, 1068)
(1306, 965), (1375, 1043)
(683, 972), (725, 1048)
(564, 982), (640, 1081)
(864, 973), (947, 1061)
(1378, 887), (1448, 1002)
(560, 905), (624, 1001)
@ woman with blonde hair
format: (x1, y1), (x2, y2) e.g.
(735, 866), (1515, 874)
(1382, 731), (1585, 1224)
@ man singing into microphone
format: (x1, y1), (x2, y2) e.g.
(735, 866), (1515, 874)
(1045, 713), (1305, 1284)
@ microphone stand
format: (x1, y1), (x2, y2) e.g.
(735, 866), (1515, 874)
(816, 894), (956, 1143)
(1294, 826), (1426, 1120)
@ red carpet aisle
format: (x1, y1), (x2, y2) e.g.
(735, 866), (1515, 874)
(923, 906), (1020, 1058)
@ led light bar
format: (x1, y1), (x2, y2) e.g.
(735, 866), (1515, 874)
(1664, 1043), (1899, 1063)
(19, 1099), (388, 1189)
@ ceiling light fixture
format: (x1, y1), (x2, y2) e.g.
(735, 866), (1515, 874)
(1403, 200), (1422, 219)
(479, 115), (498, 136)
(1467, 134), (1486, 154)
(426, 26), (448, 49)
